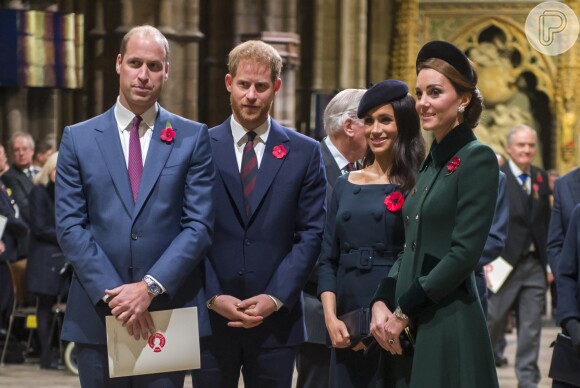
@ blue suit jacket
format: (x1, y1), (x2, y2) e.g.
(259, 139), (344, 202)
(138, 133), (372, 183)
(479, 171), (509, 269)
(205, 117), (326, 348)
(547, 167), (580, 274)
(56, 104), (215, 344)
(556, 203), (580, 326)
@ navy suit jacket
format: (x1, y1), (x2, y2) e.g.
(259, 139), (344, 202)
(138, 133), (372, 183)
(205, 117), (326, 348)
(56, 104), (215, 344)
(556, 203), (580, 326)
(547, 167), (580, 274)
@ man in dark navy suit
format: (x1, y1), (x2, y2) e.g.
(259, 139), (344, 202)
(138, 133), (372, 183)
(193, 40), (326, 388)
(547, 167), (580, 280)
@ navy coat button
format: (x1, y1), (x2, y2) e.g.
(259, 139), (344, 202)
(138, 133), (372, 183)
(131, 233), (138, 240)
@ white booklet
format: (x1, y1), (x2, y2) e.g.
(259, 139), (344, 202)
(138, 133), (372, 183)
(484, 256), (514, 294)
(106, 306), (200, 378)
(0, 214), (7, 239)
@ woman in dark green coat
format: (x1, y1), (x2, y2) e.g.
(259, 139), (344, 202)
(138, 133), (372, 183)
(370, 41), (500, 387)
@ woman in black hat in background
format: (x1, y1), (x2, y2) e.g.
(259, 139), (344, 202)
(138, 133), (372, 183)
(370, 41), (500, 387)
(317, 80), (424, 388)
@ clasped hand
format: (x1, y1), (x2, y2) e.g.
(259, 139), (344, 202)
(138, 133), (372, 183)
(211, 294), (277, 329)
(106, 281), (155, 340)
(370, 301), (407, 355)
(325, 317), (366, 351)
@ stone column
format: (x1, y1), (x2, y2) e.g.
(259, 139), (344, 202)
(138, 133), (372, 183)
(115, 0), (134, 34)
(554, 0), (580, 172)
(390, 0), (419, 87)
(4, 0), (27, 138)
(89, 0), (107, 116)
(181, 0), (204, 120)
(339, 0), (366, 87)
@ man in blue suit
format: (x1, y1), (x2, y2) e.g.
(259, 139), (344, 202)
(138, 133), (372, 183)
(192, 40), (326, 388)
(547, 167), (580, 279)
(56, 25), (214, 387)
(477, 171), (509, 316)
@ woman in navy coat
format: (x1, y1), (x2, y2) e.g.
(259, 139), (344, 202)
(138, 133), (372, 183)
(318, 80), (424, 387)
(25, 152), (67, 369)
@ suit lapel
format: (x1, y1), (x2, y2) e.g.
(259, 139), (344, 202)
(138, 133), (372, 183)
(211, 120), (246, 219)
(320, 139), (341, 186)
(134, 106), (173, 216)
(248, 121), (290, 218)
(94, 107), (134, 216)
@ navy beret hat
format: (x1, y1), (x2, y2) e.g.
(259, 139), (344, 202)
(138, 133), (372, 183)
(416, 40), (474, 82)
(357, 79), (409, 118)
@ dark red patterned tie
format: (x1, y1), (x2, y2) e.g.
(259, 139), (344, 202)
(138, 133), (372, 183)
(241, 131), (258, 214)
(128, 115), (143, 202)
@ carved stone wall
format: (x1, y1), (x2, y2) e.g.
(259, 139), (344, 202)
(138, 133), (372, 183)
(409, 1), (580, 172)
(2, 0), (576, 174)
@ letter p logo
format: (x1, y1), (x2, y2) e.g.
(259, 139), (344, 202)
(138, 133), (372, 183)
(526, 1), (579, 56)
(539, 10), (567, 46)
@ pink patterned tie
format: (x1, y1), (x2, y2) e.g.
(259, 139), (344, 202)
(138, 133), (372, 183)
(128, 115), (143, 202)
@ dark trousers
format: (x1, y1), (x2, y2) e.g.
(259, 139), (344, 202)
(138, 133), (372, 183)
(295, 342), (331, 388)
(76, 343), (185, 388)
(192, 336), (295, 388)
(488, 255), (546, 388)
(329, 346), (379, 388)
(36, 294), (57, 367)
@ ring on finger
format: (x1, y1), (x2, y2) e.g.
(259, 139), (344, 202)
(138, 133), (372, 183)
(388, 338), (395, 346)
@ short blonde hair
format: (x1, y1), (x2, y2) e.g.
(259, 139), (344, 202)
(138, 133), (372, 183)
(33, 151), (58, 186)
(227, 40), (283, 83)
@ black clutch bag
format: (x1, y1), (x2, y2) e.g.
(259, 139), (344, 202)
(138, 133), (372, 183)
(338, 307), (415, 355)
(548, 333), (580, 386)
(338, 307), (371, 345)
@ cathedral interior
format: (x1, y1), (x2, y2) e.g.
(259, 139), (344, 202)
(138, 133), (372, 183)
(0, 0), (579, 174)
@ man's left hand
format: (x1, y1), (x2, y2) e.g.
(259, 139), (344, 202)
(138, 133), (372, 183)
(106, 281), (155, 339)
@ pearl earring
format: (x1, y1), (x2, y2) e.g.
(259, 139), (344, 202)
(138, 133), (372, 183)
(458, 106), (465, 113)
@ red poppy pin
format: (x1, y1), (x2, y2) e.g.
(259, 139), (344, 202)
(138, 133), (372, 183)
(384, 191), (404, 213)
(272, 144), (287, 159)
(535, 173), (543, 183)
(160, 120), (175, 143)
(446, 156), (461, 176)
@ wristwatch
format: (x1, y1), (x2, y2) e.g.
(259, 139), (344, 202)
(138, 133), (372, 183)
(394, 306), (410, 321)
(143, 275), (162, 297)
(206, 294), (221, 310)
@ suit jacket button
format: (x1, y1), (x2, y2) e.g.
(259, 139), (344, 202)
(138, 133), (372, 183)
(244, 239), (251, 246)
(238, 269), (245, 276)
(131, 233), (138, 240)
(411, 241), (416, 251)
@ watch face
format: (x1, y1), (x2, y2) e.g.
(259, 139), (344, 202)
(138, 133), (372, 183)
(147, 280), (161, 295)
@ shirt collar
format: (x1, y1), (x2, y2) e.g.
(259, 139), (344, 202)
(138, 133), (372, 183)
(508, 159), (529, 177)
(231, 115), (270, 146)
(324, 137), (349, 170)
(114, 98), (158, 132)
